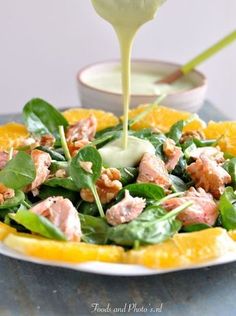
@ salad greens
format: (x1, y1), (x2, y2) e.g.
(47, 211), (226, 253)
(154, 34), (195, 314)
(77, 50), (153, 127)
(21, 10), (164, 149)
(0, 152), (36, 190)
(0, 98), (235, 252)
(9, 210), (66, 240)
(108, 202), (192, 246)
(23, 98), (68, 143)
(70, 146), (104, 217)
(219, 187), (236, 230)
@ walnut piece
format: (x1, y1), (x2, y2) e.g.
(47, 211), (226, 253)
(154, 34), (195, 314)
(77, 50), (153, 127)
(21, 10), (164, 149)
(80, 168), (122, 204)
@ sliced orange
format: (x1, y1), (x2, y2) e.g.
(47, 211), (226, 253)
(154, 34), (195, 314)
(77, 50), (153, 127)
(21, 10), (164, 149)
(0, 122), (29, 151)
(228, 230), (236, 241)
(0, 222), (16, 240)
(63, 108), (119, 132)
(125, 239), (189, 269)
(125, 228), (236, 269)
(126, 104), (206, 132)
(3, 233), (124, 264)
(204, 121), (236, 156)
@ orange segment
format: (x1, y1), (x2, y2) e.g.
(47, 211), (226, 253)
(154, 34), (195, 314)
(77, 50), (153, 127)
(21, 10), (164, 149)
(204, 121), (236, 156)
(3, 233), (124, 264)
(228, 230), (236, 241)
(0, 222), (16, 240)
(125, 240), (189, 269)
(172, 228), (236, 263)
(0, 122), (29, 150)
(63, 108), (119, 132)
(125, 228), (236, 269)
(126, 104), (206, 132)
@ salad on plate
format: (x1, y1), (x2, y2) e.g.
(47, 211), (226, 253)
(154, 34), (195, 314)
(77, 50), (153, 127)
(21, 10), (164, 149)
(0, 97), (236, 272)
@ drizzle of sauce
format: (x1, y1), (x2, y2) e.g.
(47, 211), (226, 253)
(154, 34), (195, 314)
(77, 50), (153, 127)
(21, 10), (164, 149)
(91, 0), (166, 150)
(98, 136), (155, 168)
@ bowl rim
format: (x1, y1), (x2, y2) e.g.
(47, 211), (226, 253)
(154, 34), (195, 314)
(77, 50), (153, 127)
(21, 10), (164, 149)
(77, 59), (207, 98)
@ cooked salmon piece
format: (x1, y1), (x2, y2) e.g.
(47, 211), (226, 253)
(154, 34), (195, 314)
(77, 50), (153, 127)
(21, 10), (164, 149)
(189, 146), (224, 163)
(163, 187), (218, 226)
(25, 149), (51, 193)
(81, 168), (122, 204)
(163, 138), (183, 172)
(137, 153), (172, 190)
(106, 190), (146, 226)
(0, 183), (15, 205)
(66, 115), (97, 156)
(187, 155), (231, 199)
(31, 196), (81, 241)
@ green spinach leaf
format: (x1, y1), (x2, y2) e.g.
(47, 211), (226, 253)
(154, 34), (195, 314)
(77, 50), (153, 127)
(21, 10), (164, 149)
(119, 167), (138, 186)
(224, 158), (236, 189)
(70, 146), (104, 217)
(9, 209), (66, 240)
(37, 146), (66, 161)
(219, 187), (236, 230)
(38, 185), (79, 204)
(0, 190), (25, 209)
(0, 152), (36, 189)
(44, 177), (78, 191)
(80, 214), (109, 244)
(108, 202), (191, 246)
(117, 183), (165, 202)
(23, 98), (68, 142)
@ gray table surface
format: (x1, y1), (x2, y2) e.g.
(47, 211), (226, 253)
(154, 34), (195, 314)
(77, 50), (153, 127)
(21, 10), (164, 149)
(0, 102), (235, 316)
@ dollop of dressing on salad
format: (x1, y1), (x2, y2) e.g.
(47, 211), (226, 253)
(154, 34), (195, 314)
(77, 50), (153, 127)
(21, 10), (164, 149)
(98, 136), (155, 168)
(91, 0), (166, 149)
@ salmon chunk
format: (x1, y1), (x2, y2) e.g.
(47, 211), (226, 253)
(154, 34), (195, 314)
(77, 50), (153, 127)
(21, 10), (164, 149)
(25, 149), (51, 193)
(189, 146), (224, 163)
(137, 153), (172, 190)
(31, 197), (81, 241)
(187, 155), (231, 199)
(66, 115), (97, 156)
(163, 187), (218, 226)
(106, 190), (146, 226)
(163, 138), (183, 172)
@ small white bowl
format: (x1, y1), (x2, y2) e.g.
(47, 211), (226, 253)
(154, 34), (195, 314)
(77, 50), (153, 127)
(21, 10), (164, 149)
(77, 60), (207, 114)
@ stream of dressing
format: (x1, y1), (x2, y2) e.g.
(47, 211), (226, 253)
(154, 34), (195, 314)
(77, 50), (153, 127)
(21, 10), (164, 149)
(91, 0), (165, 150)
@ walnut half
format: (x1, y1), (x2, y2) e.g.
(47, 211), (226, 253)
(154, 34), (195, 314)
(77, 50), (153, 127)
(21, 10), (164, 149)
(80, 168), (122, 204)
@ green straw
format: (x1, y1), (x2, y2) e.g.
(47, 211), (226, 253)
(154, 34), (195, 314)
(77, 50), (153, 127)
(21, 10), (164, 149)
(181, 30), (236, 75)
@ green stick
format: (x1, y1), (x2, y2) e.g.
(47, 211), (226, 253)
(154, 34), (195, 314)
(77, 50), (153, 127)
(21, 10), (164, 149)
(181, 30), (236, 75)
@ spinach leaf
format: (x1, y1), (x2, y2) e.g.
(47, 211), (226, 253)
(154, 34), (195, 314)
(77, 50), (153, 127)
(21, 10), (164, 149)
(70, 146), (104, 217)
(80, 214), (109, 244)
(182, 223), (211, 232)
(108, 202), (191, 246)
(116, 183), (165, 202)
(44, 177), (78, 191)
(0, 190), (25, 210)
(38, 185), (79, 204)
(37, 146), (66, 161)
(193, 138), (217, 147)
(9, 209), (66, 240)
(170, 175), (188, 192)
(224, 158), (236, 189)
(0, 152), (36, 190)
(167, 115), (198, 144)
(219, 187), (236, 230)
(166, 120), (185, 143)
(23, 98), (68, 142)
(172, 156), (192, 183)
(50, 161), (69, 174)
(119, 167), (138, 186)
(78, 201), (99, 216)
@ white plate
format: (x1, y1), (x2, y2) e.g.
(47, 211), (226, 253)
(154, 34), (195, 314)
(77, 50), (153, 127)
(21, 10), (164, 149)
(1, 243), (236, 276)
